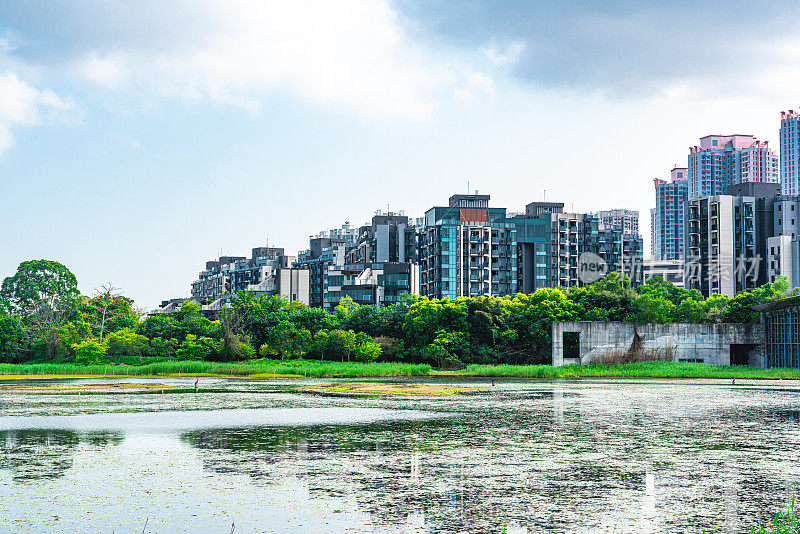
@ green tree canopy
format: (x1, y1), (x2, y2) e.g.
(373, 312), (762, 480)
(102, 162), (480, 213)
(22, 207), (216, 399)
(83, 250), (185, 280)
(0, 260), (80, 357)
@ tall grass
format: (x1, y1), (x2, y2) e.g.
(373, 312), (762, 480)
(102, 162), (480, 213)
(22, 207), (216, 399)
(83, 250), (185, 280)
(2, 359), (800, 379)
(458, 362), (800, 379)
(751, 493), (799, 533)
(0, 359), (431, 378)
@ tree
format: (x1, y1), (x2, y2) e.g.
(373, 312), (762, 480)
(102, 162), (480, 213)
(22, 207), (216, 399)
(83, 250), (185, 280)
(82, 283), (141, 339)
(352, 332), (381, 362)
(311, 330), (330, 360)
(218, 292), (258, 360)
(268, 320), (311, 359)
(137, 314), (182, 342)
(0, 313), (23, 362)
(626, 293), (676, 324)
(105, 328), (150, 360)
(176, 334), (216, 360)
(326, 329), (357, 362)
(72, 339), (107, 365)
(1, 260), (80, 358)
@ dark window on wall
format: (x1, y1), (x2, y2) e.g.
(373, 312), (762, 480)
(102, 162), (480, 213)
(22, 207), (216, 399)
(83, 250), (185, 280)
(563, 332), (580, 360)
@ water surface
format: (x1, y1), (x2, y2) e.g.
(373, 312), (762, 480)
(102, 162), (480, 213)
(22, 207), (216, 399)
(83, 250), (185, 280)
(1, 377), (798, 533)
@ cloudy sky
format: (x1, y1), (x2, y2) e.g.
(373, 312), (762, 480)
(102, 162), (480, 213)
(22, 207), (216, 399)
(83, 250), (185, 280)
(2, 0), (800, 308)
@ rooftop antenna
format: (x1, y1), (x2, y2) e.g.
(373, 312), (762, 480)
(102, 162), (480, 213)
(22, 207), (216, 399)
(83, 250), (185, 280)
(467, 180), (470, 194)
(544, 189), (547, 201)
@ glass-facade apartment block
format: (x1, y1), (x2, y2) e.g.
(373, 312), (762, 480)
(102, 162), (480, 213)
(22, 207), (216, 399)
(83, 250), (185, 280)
(653, 167), (688, 260)
(781, 110), (800, 196)
(418, 194), (517, 299)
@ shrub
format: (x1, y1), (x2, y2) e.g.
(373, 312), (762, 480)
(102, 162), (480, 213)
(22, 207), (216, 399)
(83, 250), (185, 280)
(72, 339), (107, 365)
(106, 328), (150, 358)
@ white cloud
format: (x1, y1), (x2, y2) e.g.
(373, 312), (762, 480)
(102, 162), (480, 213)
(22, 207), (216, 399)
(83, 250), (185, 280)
(79, 52), (130, 86)
(69, 0), (464, 121)
(455, 69), (496, 102)
(0, 71), (72, 154)
(484, 40), (526, 66)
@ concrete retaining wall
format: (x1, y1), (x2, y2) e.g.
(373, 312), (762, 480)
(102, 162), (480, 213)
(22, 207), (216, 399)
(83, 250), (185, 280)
(552, 321), (763, 367)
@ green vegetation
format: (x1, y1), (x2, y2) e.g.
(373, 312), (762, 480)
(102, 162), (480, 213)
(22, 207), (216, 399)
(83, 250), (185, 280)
(0, 359), (797, 380)
(456, 361), (800, 379)
(0, 358), (431, 378)
(0, 259), (797, 369)
(750, 493), (799, 533)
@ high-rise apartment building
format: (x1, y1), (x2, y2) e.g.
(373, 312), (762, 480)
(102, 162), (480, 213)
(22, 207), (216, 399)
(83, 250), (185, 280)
(418, 193), (517, 299)
(688, 135), (778, 200)
(596, 209), (639, 237)
(296, 214), (419, 311)
(653, 167), (688, 260)
(780, 110), (800, 195)
(515, 202), (643, 290)
(685, 183), (778, 297)
(514, 202), (563, 293)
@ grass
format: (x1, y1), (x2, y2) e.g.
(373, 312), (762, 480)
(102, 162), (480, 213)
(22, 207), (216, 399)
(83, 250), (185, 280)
(0, 359), (432, 379)
(455, 362), (800, 380)
(750, 493), (800, 534)
(1, 359), (800, 380)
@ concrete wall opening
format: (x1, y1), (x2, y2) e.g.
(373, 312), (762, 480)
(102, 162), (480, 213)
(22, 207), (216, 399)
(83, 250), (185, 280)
(730, 344), (758, 366)
(563, 331), (580, 361)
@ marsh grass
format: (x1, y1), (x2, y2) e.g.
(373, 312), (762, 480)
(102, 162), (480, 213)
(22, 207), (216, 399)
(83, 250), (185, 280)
(457, 362), (800, 379)
(751, 493), (800, 533)
(1, 359), (800, 380)
(0, 359), (432, 379)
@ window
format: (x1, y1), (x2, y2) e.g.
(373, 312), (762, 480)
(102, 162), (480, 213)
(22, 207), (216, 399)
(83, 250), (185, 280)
(563, 332), (580, 360)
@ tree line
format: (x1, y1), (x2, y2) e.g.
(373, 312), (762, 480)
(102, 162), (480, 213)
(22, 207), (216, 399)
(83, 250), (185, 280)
(0, 259), (793, 367)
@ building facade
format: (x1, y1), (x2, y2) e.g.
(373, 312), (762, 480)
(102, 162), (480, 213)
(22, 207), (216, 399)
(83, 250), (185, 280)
(514, 202), (563, 294)
(191, 246), (309, 305)
(653, 167), (688, 260)
(685, 190), (771, 297)
(418, 193), (517, 299)
(596, 209), (639, 237)
(688, 135), (778, 200)
(514, 203), (643, 291)
(642, 259), (685, 288)
(297, 214), (419, 311)
(767, 194), (800, 288)
(780, 110), (800, 196)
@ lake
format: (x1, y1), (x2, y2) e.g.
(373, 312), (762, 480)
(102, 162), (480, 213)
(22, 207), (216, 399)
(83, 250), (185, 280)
(0, 377), (798, 533)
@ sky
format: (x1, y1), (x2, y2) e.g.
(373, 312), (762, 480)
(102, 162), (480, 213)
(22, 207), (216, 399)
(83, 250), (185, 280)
(2, 0), (800, 309)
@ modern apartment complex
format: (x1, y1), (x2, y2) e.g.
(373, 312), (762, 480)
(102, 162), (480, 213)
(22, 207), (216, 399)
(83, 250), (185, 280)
(596, 209), (639, 237)
(418, 193), (517, 299)
(297, 214), (419, 311)
(780, 110), (800, 196)
(688, 135), (778, 200)
(514, 202), (562, 293)
(191, 246), (309, 305)
(652, 167), (688, 260)
(685, 183), (778, 297)
(514, 202), (644, 291)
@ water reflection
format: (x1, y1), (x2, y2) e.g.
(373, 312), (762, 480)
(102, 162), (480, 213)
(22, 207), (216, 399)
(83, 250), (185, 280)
(0, 429), (122, 482)
(0, 380), (798, 533)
